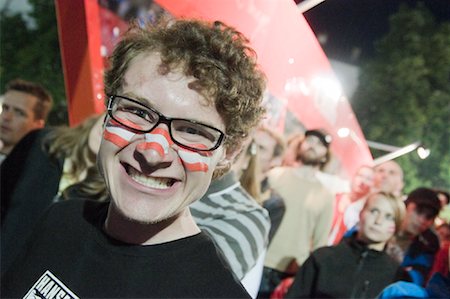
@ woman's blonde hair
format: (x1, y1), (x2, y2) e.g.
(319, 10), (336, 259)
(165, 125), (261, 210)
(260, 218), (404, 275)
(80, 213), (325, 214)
(239, 142), (263, 204)
(44, 114), (108, 201)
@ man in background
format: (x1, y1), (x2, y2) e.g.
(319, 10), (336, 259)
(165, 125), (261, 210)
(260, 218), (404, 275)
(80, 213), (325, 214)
(0, 79), (53, 163)
(387, 187), (441, 286)
(328, 165), (374, 245)
(259, 129), (334, 298)
(373, 160), (404, 196)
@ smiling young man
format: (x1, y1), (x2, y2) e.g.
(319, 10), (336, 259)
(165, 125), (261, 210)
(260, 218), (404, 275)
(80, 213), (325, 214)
(1, 19), (265, 298)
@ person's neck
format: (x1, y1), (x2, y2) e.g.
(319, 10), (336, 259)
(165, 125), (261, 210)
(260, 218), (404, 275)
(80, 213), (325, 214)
(103, 206), (200, 245)
(356, 234), (386, 251)
(299, 163), (319, 171)
(366, 242), (386, 251)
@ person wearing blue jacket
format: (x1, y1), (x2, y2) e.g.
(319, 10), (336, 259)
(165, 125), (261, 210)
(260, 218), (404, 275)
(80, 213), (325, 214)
(386, 187), (441, 286)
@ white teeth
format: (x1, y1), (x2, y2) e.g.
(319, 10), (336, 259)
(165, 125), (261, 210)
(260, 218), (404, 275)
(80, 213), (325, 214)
(128, 167), (173, 189)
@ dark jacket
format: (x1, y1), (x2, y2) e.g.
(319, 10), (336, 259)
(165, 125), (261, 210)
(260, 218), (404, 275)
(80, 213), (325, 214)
(0, 128), (64, 274)
(400, 228), (440, 286)
(286, 233), (409, 298)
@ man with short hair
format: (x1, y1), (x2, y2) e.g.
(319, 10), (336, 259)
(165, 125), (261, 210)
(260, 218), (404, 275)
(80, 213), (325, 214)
(387, 187), (441, 286)
(373, 160), (404, 196)
(259, 129), (334, 298)
(328, 165), (374, 245)
(2, 18), (265, 297)
(0, 79), (53, 162)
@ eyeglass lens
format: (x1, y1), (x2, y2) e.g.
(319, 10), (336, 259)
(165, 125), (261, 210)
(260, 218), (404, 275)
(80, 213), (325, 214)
(109, 96), (223, 151)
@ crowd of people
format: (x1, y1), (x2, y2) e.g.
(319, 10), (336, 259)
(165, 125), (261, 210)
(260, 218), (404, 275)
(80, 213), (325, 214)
(1, 17), (449, 299)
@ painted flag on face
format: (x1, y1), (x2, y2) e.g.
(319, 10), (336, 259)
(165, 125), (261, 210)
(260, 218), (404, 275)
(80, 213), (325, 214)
(103, 118), (138, 147)
(137, 128), (173, 157)
(177, 148), (211, 172)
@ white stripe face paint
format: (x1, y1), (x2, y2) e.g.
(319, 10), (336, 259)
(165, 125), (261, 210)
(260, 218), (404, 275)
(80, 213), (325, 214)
(103, 119), (212, 173)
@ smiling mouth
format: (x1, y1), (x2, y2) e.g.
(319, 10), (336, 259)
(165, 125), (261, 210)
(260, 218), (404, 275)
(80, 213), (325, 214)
(125, 164), (176, 189)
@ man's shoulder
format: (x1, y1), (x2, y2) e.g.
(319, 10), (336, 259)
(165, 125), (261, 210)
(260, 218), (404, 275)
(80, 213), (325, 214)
(193, 184), (269, 221)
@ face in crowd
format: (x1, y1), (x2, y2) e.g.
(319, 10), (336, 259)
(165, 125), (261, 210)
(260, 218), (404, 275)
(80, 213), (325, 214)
(373, 161), (404, 195)
(253, 127), (284, 174)
(350, 166), (374, 198)
(358, 192), (404, 251)
(0, 90), (43, 153)
(297, 134), (328, 166)
(98, 20), (265, 226)
(402, 188), (440, 236)
(99, 53), (231, 224)
(403, 203), (436, 236)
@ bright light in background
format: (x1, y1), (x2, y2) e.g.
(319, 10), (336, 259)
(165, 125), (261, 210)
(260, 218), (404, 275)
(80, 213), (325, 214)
(417, 146), (431, 159)
(337, 127), (350, 138)
(372, 141), (431, 165)
(0, 0), (36, 29)
(284, 77), (310, 95)
(337, 127), (363, 147)
(311, 76), (343, 103)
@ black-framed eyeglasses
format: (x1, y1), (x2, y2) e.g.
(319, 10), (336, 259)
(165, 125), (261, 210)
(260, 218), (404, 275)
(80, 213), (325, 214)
(107, 95), (225, 152)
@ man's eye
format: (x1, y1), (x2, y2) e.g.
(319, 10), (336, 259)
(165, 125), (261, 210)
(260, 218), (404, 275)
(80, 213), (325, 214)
(134, 109), (149, 119)
(17, 111), (27, 117)
(182, 126), (202, 135)
(178, 124), (215, 141)
(122, 107), (154, 121)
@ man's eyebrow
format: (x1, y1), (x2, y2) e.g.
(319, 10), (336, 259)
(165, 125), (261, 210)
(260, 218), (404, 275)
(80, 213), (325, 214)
(13, 107), (27, 114)
(122, 93), (153, 106)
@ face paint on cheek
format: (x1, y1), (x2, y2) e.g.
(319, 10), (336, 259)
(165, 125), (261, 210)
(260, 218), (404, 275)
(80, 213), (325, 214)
(112, 117), (145, 131)
(178, 149), (212, 172)
(137, 128), (173, 157)
(103, 119), (136, 147)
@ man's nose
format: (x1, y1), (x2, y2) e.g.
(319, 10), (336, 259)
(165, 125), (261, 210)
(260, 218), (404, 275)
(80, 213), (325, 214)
(0, 110), (12, 121)
(135, 125), (174, 162)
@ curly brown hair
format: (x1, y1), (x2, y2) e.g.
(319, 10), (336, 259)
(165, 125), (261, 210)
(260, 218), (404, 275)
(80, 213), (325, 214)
(104, 18), (266, 160)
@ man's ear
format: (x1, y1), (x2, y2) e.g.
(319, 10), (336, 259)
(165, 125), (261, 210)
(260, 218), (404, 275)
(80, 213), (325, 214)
(213, 142), (246, 179)
(215, 147), (240, 171)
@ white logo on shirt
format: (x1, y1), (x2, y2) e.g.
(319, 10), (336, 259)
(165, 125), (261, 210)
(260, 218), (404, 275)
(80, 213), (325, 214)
(23, 270), (79, 299)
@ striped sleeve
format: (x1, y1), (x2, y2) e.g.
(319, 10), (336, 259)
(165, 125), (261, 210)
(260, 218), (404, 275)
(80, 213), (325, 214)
(191, 185), (270, 279)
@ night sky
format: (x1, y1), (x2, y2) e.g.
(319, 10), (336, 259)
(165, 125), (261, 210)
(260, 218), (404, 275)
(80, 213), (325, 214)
(301, 0), (450, 64)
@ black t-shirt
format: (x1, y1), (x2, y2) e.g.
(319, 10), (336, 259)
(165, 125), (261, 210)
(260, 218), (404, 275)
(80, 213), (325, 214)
(1, 199), (250, 298)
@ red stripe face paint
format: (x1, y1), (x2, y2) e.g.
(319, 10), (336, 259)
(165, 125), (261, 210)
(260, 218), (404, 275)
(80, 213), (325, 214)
(110, 117), (144, 131)
(137, 128), (173, 157)
(104, 119), (212, 173)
